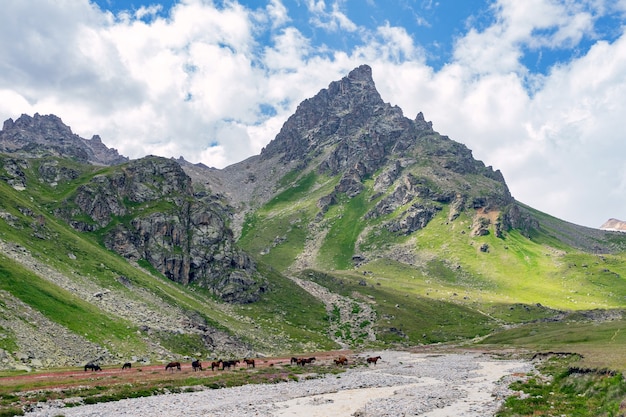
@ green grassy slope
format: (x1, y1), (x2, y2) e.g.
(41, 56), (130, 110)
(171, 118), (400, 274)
(238, 165), (626, 352)
(0, 157), (336, 361)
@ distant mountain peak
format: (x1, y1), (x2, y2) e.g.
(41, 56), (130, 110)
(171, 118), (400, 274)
(0, 113), (128, 165)
(600, 218), (626, 232)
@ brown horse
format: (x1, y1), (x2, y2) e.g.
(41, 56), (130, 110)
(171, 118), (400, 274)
(165, 361), (181, 371)
(211, 360), (222, 371)
(121, 362), (132, 370)
(243, 358), (255, 368)
(192, 360), (203, 371)
(334, 356), (348, 366)
(366, 356), (382, 365)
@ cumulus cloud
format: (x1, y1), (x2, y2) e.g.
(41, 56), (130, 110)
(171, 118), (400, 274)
(1, 0), (625, 228)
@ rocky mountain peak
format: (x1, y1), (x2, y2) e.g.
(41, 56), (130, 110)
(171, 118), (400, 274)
(0, 113), (127, 165)
(346, 63), (373, 81)
(260, 64), (426, 175)
(600, 218), (626, 232)
(262, 65), (384, 160)
(3, 113), (71, 137)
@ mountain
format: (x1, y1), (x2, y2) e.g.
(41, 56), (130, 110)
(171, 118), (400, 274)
(600, 218), (626, 232)
(0, 113), (127, 165)
(2, 65), (626, 370)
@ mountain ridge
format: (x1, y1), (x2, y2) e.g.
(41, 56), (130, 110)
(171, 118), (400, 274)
(0, 113), (127, 166)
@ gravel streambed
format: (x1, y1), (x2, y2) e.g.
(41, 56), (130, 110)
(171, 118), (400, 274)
(24, 350), (533, 417)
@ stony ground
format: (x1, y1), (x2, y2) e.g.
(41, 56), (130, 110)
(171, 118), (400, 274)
(0, 239), (251, 369)
(24, 350), (534, 417)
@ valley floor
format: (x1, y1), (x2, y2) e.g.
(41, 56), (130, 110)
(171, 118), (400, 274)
(24, 350), (533, 417)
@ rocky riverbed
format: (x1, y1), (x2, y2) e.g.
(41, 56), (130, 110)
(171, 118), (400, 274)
(24, 350), (533, 417)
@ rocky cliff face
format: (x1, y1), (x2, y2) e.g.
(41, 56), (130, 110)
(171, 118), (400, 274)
(257, 65), (514, 236)
(0, 113), (127, 165)
(59, 156), (265, 303)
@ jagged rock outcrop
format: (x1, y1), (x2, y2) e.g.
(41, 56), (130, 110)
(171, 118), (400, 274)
(0, 113), (127, 165)
(262, 65), (418, 178)
(501, 204), (540, 237)
(59, 156), (266, 303)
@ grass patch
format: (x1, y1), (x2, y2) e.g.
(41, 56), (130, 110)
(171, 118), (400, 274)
(480, 316), (626, 372)
(317, 192), (370, 270)
(235, 263), (338, 352)
(302, 269), (497, 345)
(0, 254), (144, 353)
(156, 332), (210, 357)
(497, 354), (626, 416)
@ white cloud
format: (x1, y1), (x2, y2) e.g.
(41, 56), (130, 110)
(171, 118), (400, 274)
(453, 0), (599, 75)
(135, 4), (162, 20)
(265, 0), (290, 29)
(306, 0), (358, 32)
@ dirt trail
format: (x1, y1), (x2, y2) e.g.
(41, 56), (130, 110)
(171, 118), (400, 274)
(22, 350), (534, 417)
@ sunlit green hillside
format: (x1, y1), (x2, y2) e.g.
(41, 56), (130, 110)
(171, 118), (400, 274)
(0, 156), (337, 364)
(238, 165), (626, 349)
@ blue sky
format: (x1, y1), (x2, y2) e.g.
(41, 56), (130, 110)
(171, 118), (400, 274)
(1, 0), (626, 228)
(90, 0), (622, 74)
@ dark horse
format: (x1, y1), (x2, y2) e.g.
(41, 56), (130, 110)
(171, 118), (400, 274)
(121, 362), (132, 370)
(366, 356), (382, 365)
(211, 360), (222, 371)
(221, 359), (240, 370)
(165, 361), (181, 371)
(297, 357), (316, 366)
(192, 360), (203, 371)
(290, 357), (299, 365)
(84, 363), (102, 372)
(243, 358), (255, 368)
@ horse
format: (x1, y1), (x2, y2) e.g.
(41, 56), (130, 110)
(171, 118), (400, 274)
(366, 356), (382, 365)
(121, 362), (132, 370)
(298, 357), (316, 366)
(84, 363), (102, 372)
(334, 356), (348, 366)
(211, 360), (222, 371)
(165, 361), (181, 371)
(221, 359), (240, 370)
(192, 360), (203, 371)
(243, 358), (255, 368)
(290, 357), (299, 365)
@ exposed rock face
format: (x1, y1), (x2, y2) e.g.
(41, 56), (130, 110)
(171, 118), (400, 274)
(60, 156), (265, 303)
(0, 113), (127, 165)
(258, 64), (513, 235)
(262, 65), (414, 177)
(600, 218), (626, 232)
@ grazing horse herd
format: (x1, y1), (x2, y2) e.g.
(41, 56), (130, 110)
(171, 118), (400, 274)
(83, 354), (382, 373)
